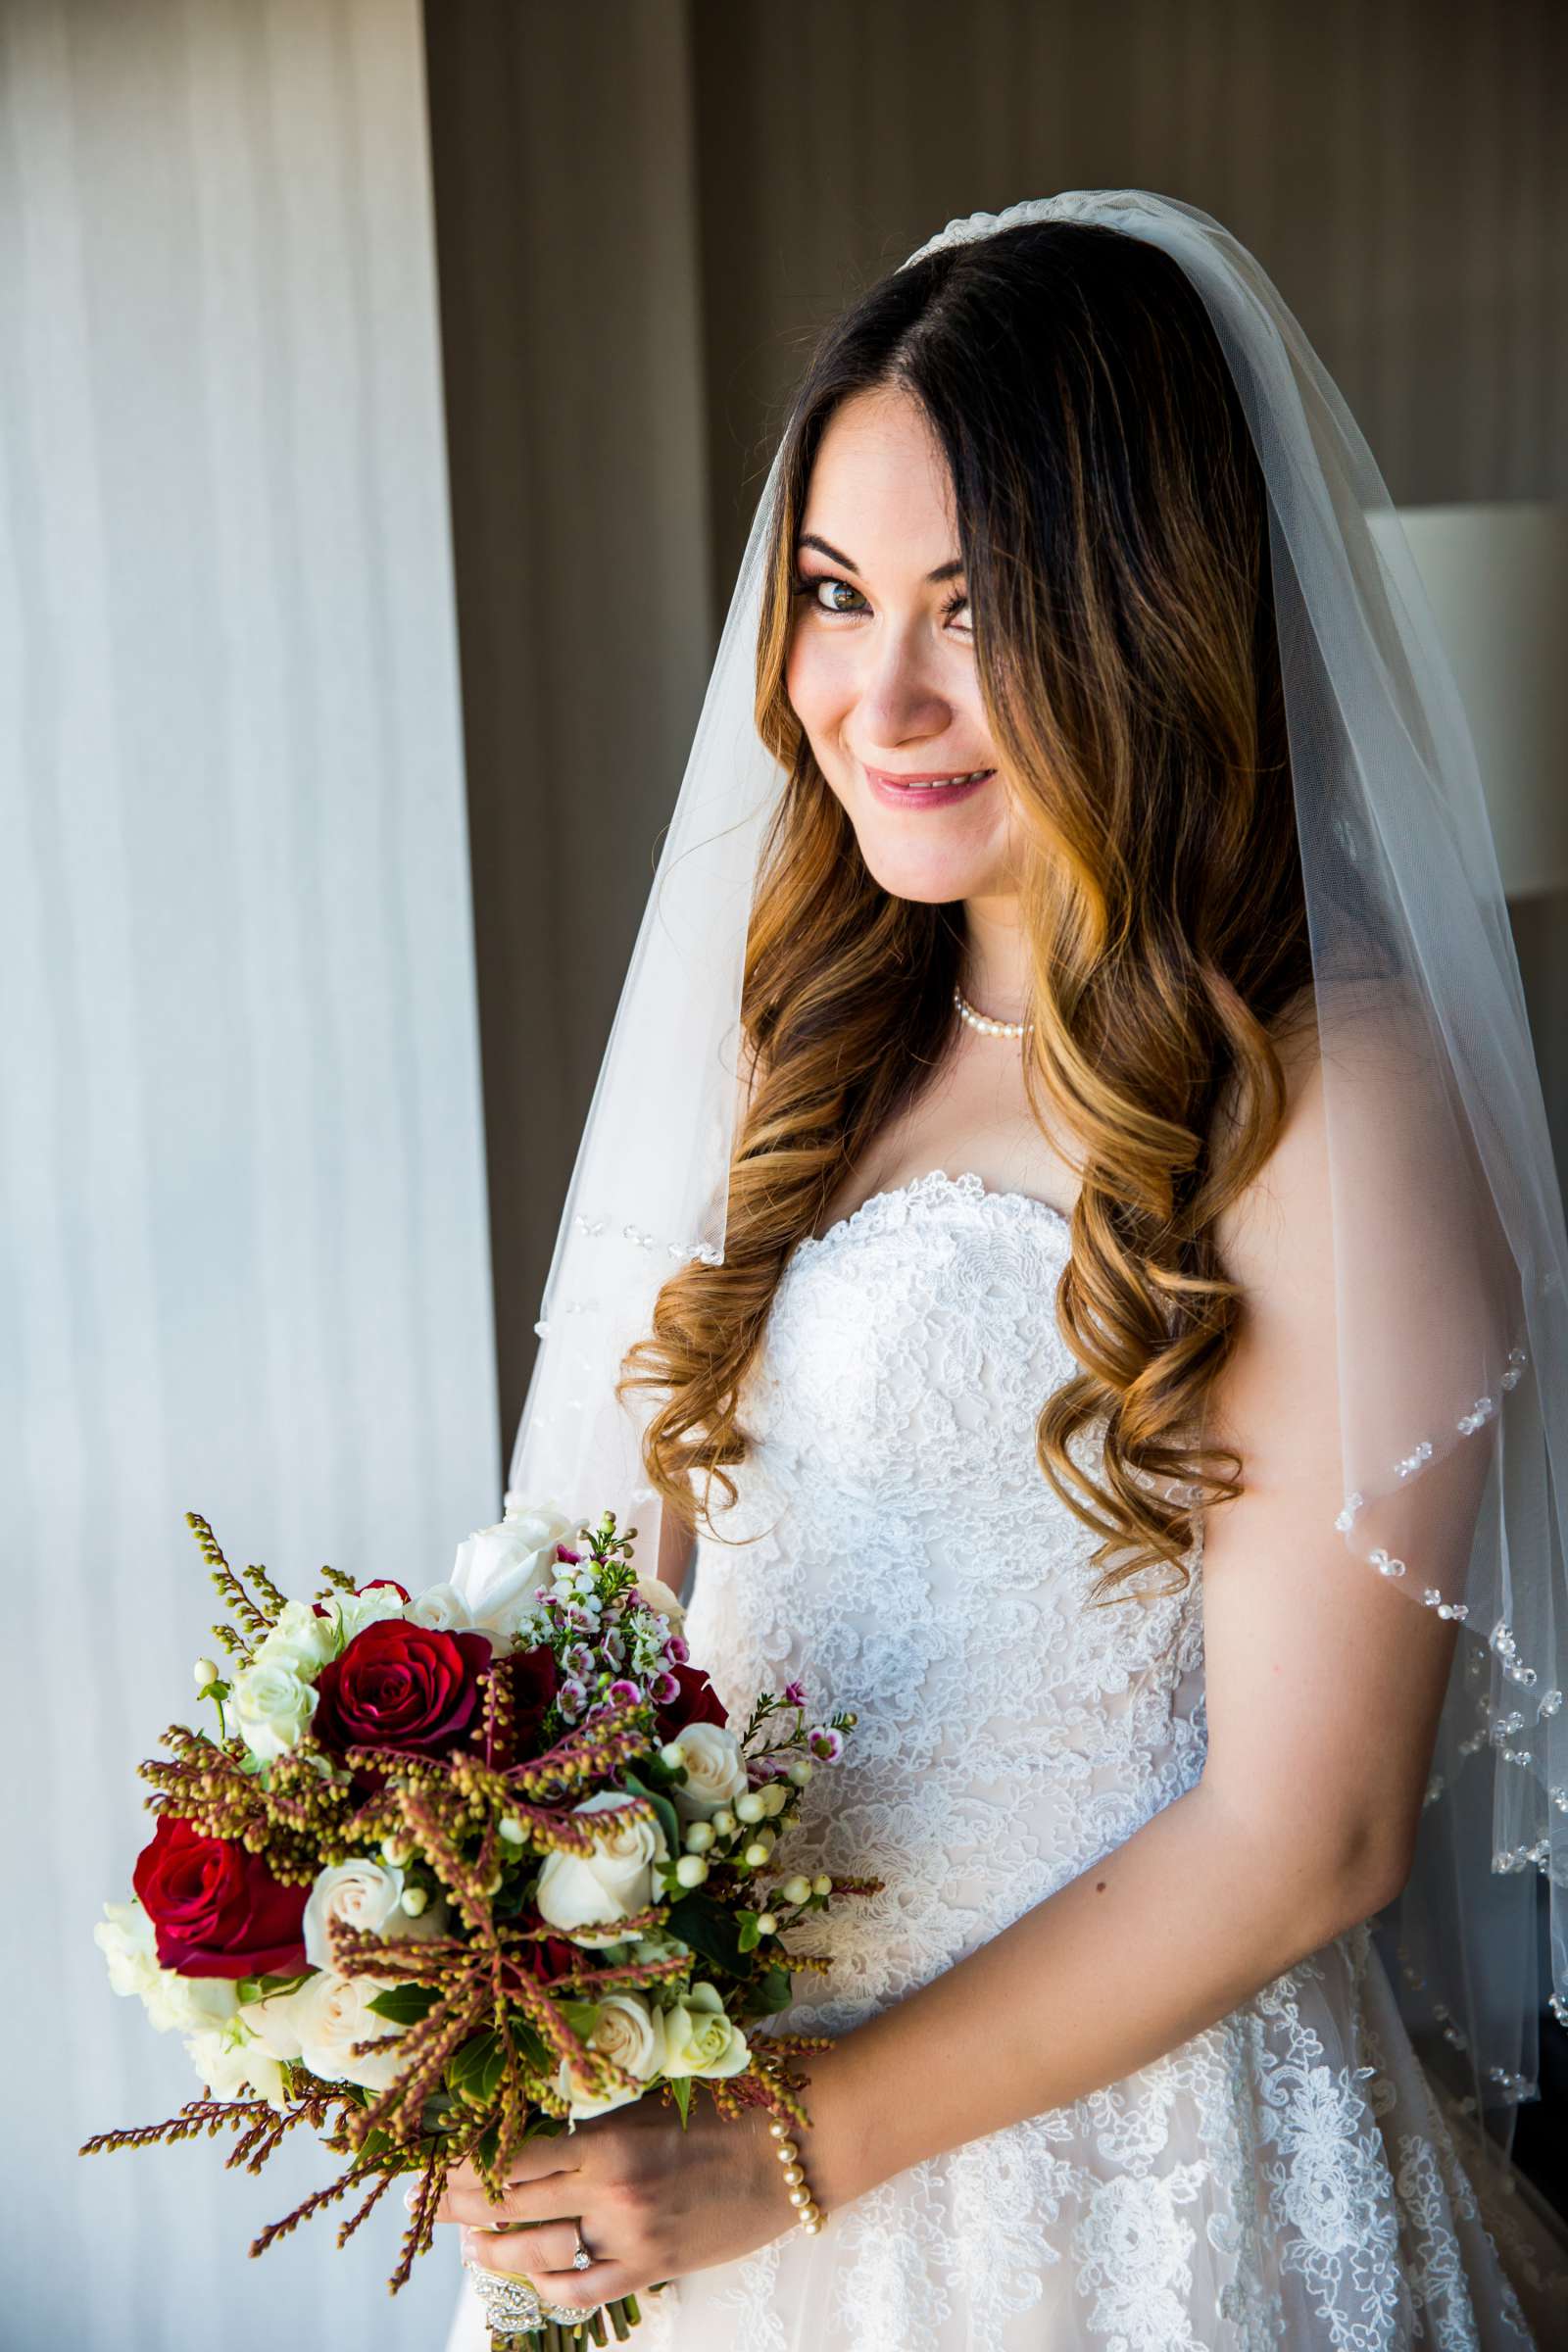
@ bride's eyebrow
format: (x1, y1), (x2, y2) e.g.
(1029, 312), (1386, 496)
(795, 532), (965, 585)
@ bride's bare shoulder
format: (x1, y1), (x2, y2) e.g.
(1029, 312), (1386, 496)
(1210, 977), (1414, 1285)
(1209, 987), (1327, 1280)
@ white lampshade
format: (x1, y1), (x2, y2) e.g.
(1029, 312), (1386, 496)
(1374, 503), (1568, 902)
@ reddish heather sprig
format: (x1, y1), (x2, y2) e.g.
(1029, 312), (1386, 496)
(91, 1505), (876, 2323)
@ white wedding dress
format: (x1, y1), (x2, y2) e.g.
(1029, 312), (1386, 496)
(449, 1168), (1568, 2351)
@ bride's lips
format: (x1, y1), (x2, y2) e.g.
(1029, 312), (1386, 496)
(863, 762), (997, 810)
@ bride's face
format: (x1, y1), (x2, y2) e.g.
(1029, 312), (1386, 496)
(785, 383), (1024, 904)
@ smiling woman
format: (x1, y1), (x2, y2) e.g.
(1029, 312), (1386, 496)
(788, 407), (1018, 895)
(466, 191), (1568, 2352)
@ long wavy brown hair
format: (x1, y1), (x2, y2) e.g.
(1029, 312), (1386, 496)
(617, 219), (1319, 1603)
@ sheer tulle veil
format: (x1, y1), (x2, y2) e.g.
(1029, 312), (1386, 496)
(505, 190), (1568, 2174)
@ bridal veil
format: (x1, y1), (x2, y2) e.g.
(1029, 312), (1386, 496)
(504, 190), (1568, 2177)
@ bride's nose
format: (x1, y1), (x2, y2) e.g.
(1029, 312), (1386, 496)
(852, 622), (954, 750)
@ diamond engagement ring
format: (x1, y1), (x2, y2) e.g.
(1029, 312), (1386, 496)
(570, 2222), (593, 2272)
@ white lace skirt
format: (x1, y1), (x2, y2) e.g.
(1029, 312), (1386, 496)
(444, 1924), (1568, 2351)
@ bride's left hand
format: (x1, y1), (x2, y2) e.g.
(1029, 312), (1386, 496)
(432, 2085), (798, 2310)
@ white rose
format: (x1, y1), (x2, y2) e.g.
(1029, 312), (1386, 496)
(659, 1982), (749, 2081)
(253, 1598), (338, 1678)
(667, 1722), (748, 1820)
(555, 1992), (668, 2120)
(262, 1967), (407, 2092)
(185, 2020), (289, 2108)
(243, 1980), (310, 2064)
(403, 1581), (478, 1635)
(452, 1495), (580, 1644)
(534, 1791), (667, 1948)
(93, 1896), (164, 2003)
(93, 1898), (240, 2034)
(302, 1858), (449, 1973)
(631, 1579), (687, 1635)
(230, 1657), (318, 1762)
(330, 1587), (410, 1645)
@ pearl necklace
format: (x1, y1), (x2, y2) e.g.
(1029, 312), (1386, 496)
(954, 983), (1032, 1040)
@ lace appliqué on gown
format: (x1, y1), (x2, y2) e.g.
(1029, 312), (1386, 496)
(447, 1170), (1568, 2352)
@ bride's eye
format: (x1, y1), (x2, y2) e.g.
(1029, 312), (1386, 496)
(791, 571), (869, 618)
(790, 572), (973, 631)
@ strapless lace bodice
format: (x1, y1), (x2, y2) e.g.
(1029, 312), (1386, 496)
(448, 1170), (1567, 2352)
(685, 1167), (1208, 2029)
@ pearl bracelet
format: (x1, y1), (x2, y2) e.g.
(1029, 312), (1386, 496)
(755, 2048), (827, 2234)
(767, 2113), (825, 2234)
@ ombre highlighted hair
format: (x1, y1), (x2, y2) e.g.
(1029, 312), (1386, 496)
(617, 219), (1319, 1602)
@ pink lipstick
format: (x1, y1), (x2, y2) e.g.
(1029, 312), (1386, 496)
(863, 763), (997, 810)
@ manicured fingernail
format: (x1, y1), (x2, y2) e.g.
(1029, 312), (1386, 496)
(403, 2182), (419, 2213)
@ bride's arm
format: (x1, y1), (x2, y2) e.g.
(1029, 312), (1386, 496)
(647, 1030), (762, 1599)
(655, 1497), (696, 1593)
(804, 1028), (1481, 2209)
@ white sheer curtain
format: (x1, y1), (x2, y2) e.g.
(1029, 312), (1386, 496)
(0, 1), (493, 2342)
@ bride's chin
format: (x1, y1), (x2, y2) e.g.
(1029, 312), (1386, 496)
(855, 839), (1008, 904)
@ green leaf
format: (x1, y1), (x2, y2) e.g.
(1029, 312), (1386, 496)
(367, 1983), (441, 2026)
(238, 1969), (311, 2006)
(621, 1769), (680, 1859)
(448, 2029), (506, 2106)
(755, 1964), (793, 2015)
(508, 2017), (552, 2073)
(668, 2074), (692, 2127)
(559, 1998), (601, 2038)
(503, 2013), (557, 2070)
(736, 1910), (761, 1954)
(663, 1893), (743, 1975)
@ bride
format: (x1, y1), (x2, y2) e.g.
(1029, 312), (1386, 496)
(440, 195), (1568, 2346)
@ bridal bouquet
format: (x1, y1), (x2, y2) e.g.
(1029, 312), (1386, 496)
(83, 1496), (867, 2347)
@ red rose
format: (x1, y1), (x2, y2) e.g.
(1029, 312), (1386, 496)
(131, 1812), (309, 1980)
(518, 1928), (581, 1984)
(312, 1618), (492, 1760)
(489, 1642), (559, 1767)
(654, 1661), (729, 1743)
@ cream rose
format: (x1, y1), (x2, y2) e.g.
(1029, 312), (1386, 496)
(230, 1656), (318, 1762)
(667, 1721), (748, 1821)
(534, 1791), (667, 1948)
(451, 1494), (580, 1646)
(253, 1598), (339, 1678)
(659, 1982), (749, 2080)
(403, 1581), (479, 1635)
(94, 1898), (240, 2034)
(328, 1587), (411, 1645)
(556, 1992), (668, 2120)
(184, 2021), (289, 2108)
(253, 1967), (407, 2092)
(302, 1857), (448, 1972)
(243, 1982), (309, 2064)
